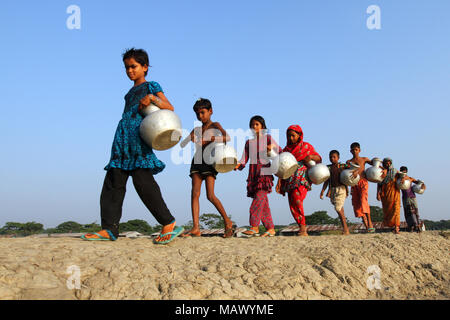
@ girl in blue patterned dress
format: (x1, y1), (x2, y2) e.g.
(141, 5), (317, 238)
(82, 48), (183, 244)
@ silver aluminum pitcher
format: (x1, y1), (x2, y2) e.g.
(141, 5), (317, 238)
(307, 160), (330, 185)
(396, 172), (412, 190)
(412, 180), (425, 194)
(271, 152), (299, 180)
(205, 142), (238, 173)
(139, 104), (182, 150)
(365, 157), (384, 183)
(340, 162), (361, 187)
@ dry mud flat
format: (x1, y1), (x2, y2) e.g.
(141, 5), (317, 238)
(0, 231), (448, 300)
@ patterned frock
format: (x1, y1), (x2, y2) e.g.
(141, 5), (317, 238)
(238, 134), (282, 198)
(238, 134), (281, 230)
(104, 81), (165, 174)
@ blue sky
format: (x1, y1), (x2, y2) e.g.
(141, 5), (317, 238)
(1, 0), (449, 228)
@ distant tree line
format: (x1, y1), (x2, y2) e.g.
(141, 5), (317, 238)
(0, 220), (162, 237)
(0, 206), (448, 237)
(421, 220), (450, 230)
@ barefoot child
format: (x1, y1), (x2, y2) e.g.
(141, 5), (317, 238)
(182, 98), (234, 238)
(235, 115), (282, 237)
(82, 48), (183, 244)
(346, 142), (375, 233)
(320, 150), (350, 235)
(399, 166), (426, 232)
(276, 125), (322, 236)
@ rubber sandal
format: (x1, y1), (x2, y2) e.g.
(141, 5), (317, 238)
(240, 229), (260, 238)
(260, 231), (275, 237)
(81, 230), (117, 241)
(368, 228), (376, 233)
(153, 226), (184, 245)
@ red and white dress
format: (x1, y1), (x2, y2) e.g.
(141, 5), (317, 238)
(238, 133), (282, 230)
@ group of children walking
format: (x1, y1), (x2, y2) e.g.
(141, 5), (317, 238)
(319, 145), (425, 235)
(82, 48), (425, 244)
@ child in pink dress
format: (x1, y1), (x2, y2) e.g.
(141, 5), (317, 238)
(235, 116), (282, 237)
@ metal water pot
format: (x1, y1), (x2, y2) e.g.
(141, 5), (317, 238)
(396, 172), (411, 190)
(271, 152), (299, 179)
(139, 104), (182, 150)
(307, 160), (330, 185)
(412, 180), (425, 194)
(365, 157), (384, 183)
(340, 162), (361, 187)
(204, 142), (238, 173)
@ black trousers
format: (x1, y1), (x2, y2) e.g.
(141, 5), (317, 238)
(100, 168), (175, 237)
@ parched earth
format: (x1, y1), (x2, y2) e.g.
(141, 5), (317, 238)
(0, 231), (448, 300)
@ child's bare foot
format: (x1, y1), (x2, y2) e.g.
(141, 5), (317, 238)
(154, 221), (176, 243)
(181, 228), (202, 237)
(298, 225), (308, 236)
(223, 221), (235, 238)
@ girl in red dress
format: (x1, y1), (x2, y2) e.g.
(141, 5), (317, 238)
(276, 125), (322, 236)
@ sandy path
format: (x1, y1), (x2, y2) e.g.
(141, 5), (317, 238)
(0, 231), (448, 300)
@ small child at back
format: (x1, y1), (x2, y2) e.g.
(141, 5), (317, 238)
(399, 166), (426, 232)
(320, 150), (350, 235)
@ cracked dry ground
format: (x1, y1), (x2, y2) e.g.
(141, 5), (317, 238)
(0, 231), (448, 299)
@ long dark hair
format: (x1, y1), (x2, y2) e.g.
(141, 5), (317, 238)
(249, 115), (267, 129)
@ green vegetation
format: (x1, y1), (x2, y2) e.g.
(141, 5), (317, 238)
(44, 221), (101, 234)
(183, 213), (236, 230)
(422, 219), (450, 230)
(0, 207), (448, 237)
(119, 219), (162, 234)
(0, 222), (44, 236)
(370, 206), (384, 222)
(304, 210), (340, 225)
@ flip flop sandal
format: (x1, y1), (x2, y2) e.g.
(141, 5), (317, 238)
(260, 231), (275, 237)
(240, 229), (260, 238)
(153, 226), (184, 245)
(81, 230), (117, 241)
(368, 228), (376, 233)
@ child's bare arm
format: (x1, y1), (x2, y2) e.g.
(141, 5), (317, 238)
(189, 129), (196, 142)
(352, 158), (369, 177)
(235, 140), (249, 171)
(376, 183), (381, 201)
(151, 92), (174, 111)
(139, 92), (174, 112)
(180, 129), (195, 148)
(320, 180), (329, 199)
(210, 122), (230, 143)
(275, 178), (285, 196)
(192, 127), (204, 147)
